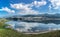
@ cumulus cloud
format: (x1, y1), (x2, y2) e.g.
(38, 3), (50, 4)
(32, 0), (47, 7)
(0, 7), (15, 13)
(10, 0), (47, 15)
(11, 0), (47, 9)
(10, 3), (40, 15)
(49, 0), (60, 9)
(10, 3), (32, 10)
(19, 10), (40, 15)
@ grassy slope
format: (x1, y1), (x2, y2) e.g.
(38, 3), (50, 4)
(0, 29), (60, 37)
(0, 19), (60, 37)
(0, 29), (22, 37)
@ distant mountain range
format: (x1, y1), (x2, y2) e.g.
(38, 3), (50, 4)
(3, 13), (60, 18)
(1, 14), (60, 24)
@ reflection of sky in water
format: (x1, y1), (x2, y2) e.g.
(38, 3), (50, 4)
(6, 21), (60, 32)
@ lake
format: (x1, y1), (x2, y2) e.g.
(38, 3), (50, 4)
(5, 20), (60, 32)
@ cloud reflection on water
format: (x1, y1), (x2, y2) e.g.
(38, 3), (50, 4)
(6, 21), (60, 32)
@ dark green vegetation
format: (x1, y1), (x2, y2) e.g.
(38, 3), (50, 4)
(0, 18), (60, 37)
(0, 19), (8, 28)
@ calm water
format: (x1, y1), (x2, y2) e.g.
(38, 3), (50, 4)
(6, 21), (60, 32)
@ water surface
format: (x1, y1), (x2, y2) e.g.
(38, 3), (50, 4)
(6, 21), (60, 32)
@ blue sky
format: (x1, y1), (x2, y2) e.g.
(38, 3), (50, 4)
(0, 0), (60, 17)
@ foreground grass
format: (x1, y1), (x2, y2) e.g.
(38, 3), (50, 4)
(0, 29), (24, 37)
(0, 29), (60, 37)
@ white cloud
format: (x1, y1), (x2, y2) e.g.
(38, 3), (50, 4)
(32, 0), (47, 7)
(49, 0), (60, 9)
(19, 9), (40, 15)
(0, 7), (15, 13)
(11, 0), (47, 9)
(10, 0), (47, 15)
(10, 3), (32, 10)
(10, 3), (40, 15)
